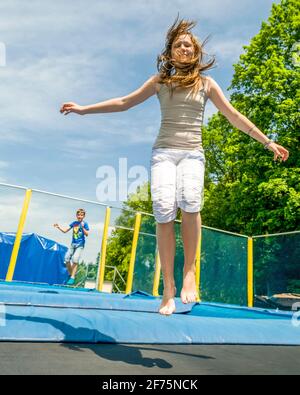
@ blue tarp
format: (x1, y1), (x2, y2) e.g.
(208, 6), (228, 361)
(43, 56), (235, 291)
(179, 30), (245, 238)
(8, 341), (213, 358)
(0, 233), (68, 285)
(0, 282), (299, 344)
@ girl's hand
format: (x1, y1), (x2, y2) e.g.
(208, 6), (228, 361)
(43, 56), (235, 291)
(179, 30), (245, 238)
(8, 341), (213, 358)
(60, 102), (86, 116)
(268, 142), (289, 162)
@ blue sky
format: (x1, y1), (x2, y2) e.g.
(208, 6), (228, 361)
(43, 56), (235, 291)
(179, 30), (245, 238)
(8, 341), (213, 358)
(0, 0), (280, 261)
(0, 0), (280, 201)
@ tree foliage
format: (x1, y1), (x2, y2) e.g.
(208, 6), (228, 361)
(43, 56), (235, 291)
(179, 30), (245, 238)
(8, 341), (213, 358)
(201, 0), (300, 236)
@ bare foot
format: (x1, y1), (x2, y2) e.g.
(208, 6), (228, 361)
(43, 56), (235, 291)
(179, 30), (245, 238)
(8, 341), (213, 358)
(181, 270), (198, 304)
(159, 287), (177, 316)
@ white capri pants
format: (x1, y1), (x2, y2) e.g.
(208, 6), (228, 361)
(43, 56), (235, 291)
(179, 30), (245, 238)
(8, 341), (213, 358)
(150, 148), (206, 223)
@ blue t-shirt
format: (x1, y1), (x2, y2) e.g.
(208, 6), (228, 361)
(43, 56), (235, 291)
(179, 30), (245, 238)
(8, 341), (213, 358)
(69, 221), (90, 247)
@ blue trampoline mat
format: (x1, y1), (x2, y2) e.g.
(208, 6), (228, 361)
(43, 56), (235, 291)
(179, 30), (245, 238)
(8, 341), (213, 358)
(0, 281), (299, 344)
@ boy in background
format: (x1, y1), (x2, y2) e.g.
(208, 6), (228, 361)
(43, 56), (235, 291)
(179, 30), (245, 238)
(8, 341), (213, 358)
(54, 208), (90, 286)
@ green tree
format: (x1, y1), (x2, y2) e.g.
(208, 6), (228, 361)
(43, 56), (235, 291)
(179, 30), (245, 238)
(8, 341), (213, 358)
(199, 0), (300, 299)
(201, 0), (300, 236)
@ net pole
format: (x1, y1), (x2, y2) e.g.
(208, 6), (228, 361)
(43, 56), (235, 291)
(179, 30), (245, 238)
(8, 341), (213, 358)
(196, 228), (202, 302)
(125, 213), (142, 294)
(247, 237), (254, 307)
(97, 207), (111, 292)
(152, 245), (161, 297)
(6, 189), (32, 281)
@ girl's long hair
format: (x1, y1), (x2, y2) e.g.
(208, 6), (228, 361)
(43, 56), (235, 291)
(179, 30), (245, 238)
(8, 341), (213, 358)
(157, 14), (216, 98)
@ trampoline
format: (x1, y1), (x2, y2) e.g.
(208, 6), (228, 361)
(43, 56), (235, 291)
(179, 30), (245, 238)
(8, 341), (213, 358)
(0, 281), (299, 345)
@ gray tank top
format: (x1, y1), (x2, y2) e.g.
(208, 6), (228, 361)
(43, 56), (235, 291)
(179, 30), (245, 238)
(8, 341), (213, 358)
(152, 78), (209, 151)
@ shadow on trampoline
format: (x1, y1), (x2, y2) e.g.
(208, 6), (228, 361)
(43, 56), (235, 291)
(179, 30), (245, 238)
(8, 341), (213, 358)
(59, 343), (214, 369)
(6, 313), (214, 369)
(61, 343), (173, 369)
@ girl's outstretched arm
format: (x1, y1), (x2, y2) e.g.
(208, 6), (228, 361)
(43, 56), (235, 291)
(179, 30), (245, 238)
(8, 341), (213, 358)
(60, 75), (160, 116)
(206, 76), (289, 162)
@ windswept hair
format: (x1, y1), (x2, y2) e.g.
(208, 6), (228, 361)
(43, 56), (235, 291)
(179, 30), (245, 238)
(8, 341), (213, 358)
(157, 14), (216, 97)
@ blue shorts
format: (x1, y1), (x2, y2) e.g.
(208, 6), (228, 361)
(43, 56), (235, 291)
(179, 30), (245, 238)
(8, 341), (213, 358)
(64, 244), (84, 264)
(150, 148), (206, 223)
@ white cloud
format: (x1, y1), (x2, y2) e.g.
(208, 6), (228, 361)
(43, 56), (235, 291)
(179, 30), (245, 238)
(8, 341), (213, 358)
(0, 128), (29, 143)
(209, 38), (248, 62)
(0, 54), (109, 130)
(0, 162), (9, 183)
(61, 137), (113, 160)
(0, 161), (9, 169)
(0, 0), (277, 33)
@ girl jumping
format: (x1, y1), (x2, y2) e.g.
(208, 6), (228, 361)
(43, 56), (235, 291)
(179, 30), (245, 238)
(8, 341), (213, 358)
(60, 16), (289, 315)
